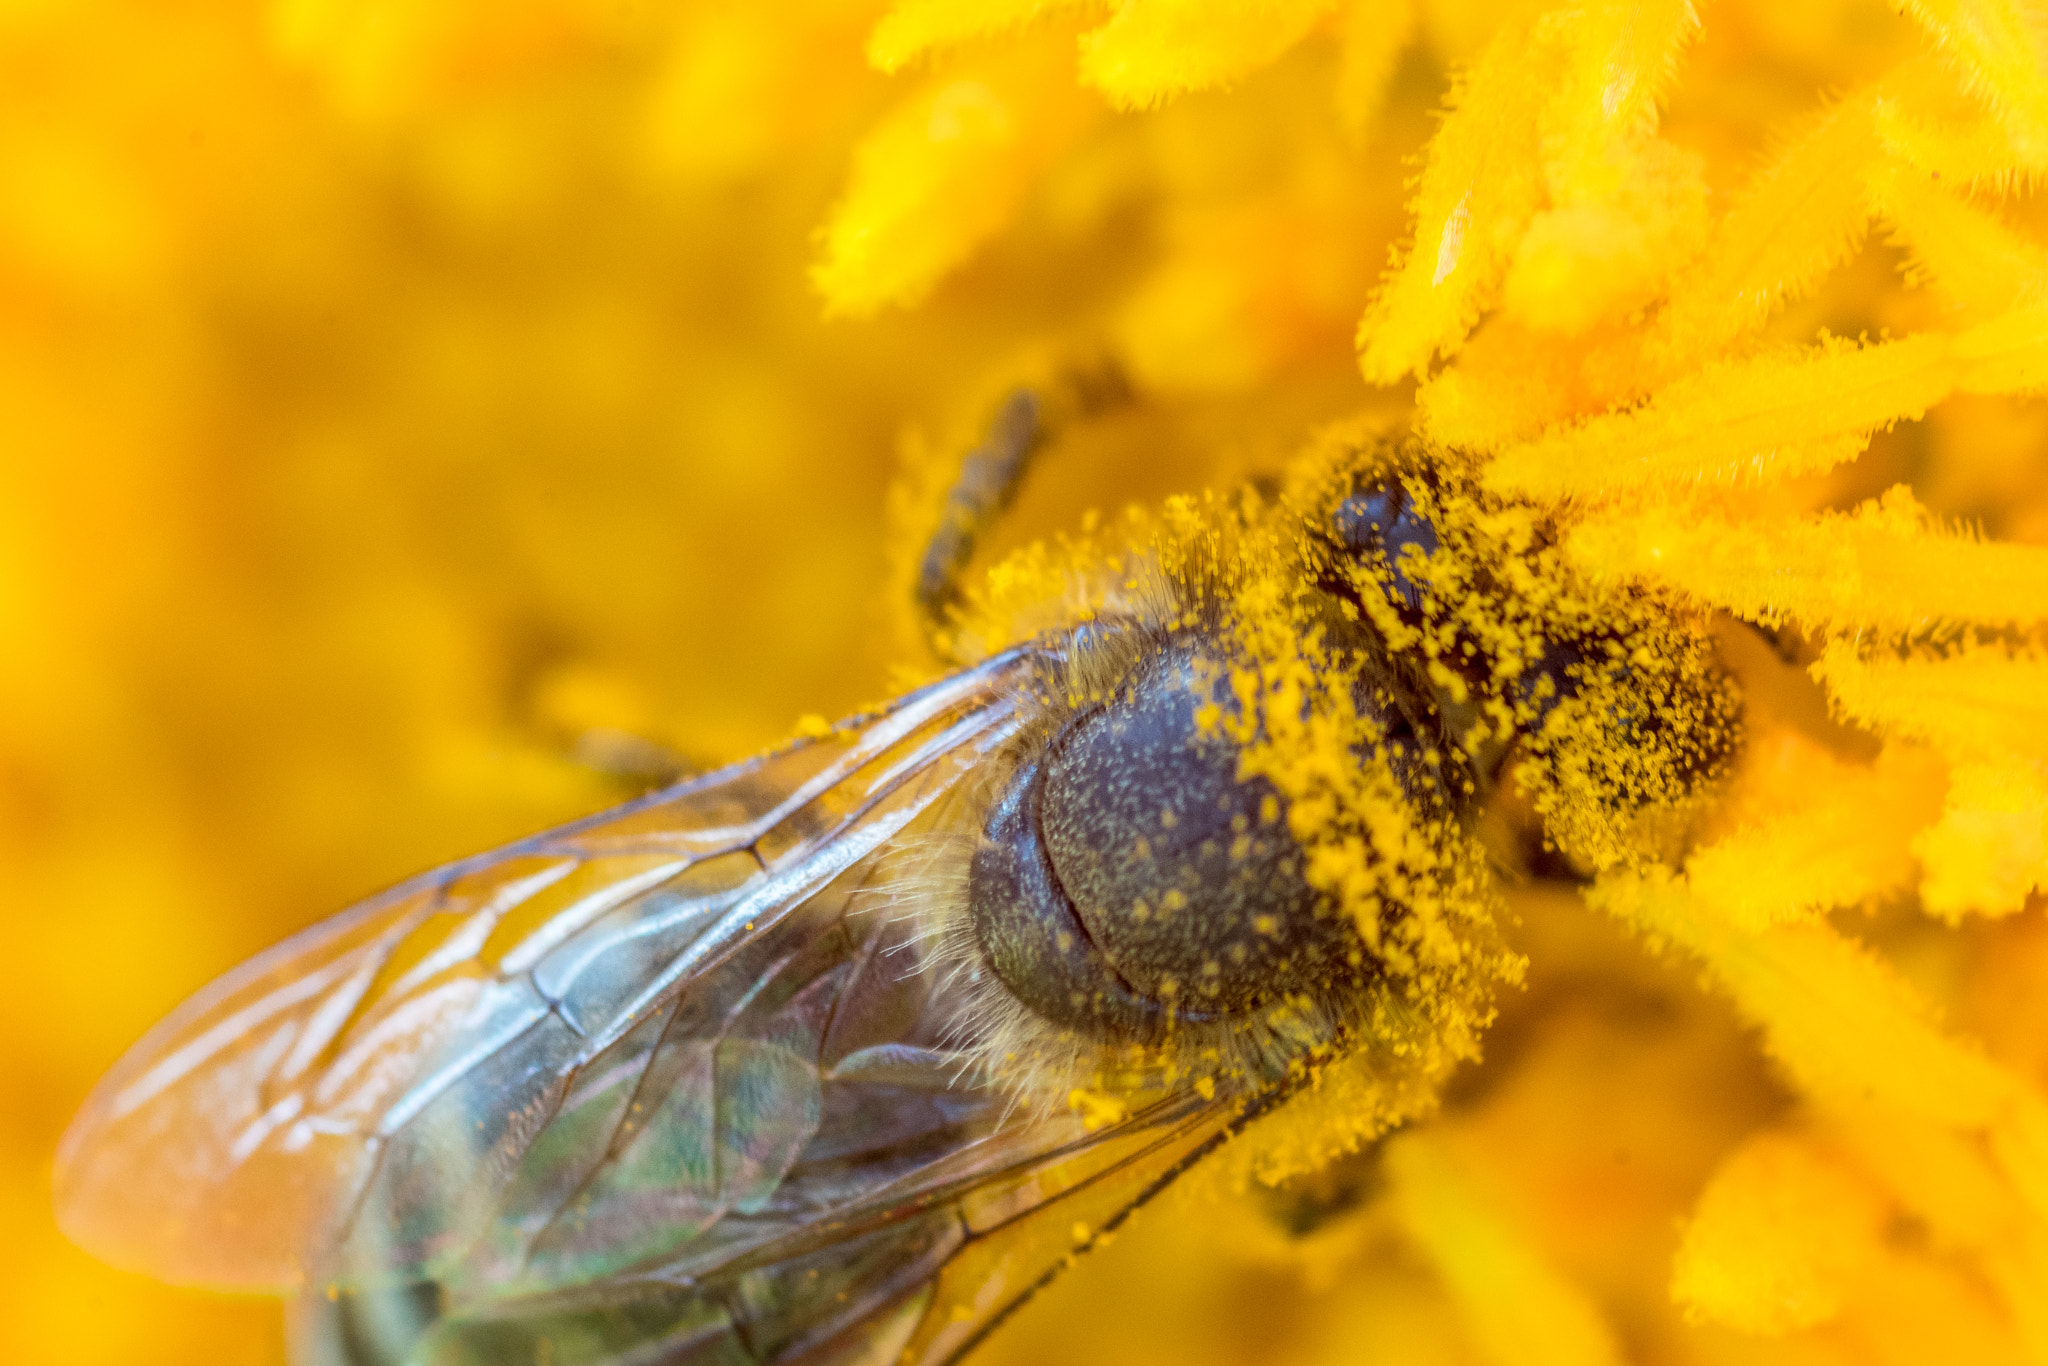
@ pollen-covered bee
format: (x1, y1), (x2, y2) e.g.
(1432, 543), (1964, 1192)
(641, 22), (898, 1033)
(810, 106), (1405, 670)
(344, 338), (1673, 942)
(55, 398), (1740, 1366)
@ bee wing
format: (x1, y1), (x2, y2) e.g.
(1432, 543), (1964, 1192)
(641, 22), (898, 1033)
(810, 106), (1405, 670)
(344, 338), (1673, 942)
(57, 649), (1038, 1292)
(293, 1061), (1239, 1366)
(61, 641), (1258, 1366)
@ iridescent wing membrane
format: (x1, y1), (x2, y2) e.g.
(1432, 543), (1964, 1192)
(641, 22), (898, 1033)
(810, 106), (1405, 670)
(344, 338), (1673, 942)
(56, 648), (1240, 1366)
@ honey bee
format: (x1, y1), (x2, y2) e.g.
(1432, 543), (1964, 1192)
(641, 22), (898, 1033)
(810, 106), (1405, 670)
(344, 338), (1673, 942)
(55, 396), (1740, 1366)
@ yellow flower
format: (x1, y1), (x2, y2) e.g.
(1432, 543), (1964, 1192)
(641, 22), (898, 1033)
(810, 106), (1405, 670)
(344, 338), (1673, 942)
(12, 0), (2048, 1363)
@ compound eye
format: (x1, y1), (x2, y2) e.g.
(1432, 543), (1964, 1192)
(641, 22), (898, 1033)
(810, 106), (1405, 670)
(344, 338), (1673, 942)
(1331, 477), (1439, 613)
(1035, 648), (1355, 1014)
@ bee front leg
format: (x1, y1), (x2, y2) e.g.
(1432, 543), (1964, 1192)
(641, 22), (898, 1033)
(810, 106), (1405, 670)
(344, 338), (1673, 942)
(914, 387), (1046, 634)
(912, 357), (1131, 655)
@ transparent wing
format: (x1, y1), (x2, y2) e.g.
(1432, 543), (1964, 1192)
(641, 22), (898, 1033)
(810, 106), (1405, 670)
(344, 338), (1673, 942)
(57, 646), (1247, 1366)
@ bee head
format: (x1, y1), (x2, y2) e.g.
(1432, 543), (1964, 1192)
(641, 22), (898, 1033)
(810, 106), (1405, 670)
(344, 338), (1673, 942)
(1300, 435), (1744, 870)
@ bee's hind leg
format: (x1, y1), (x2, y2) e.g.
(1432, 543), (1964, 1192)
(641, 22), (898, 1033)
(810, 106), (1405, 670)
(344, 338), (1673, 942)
(913, 357), (1131, 652)
(569, 727), (697, 793)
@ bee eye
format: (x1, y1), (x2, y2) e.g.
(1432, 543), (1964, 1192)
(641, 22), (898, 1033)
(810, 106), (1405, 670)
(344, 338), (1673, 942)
(1331, 476), (1439, 612)
(968, 644), (1360, 1039)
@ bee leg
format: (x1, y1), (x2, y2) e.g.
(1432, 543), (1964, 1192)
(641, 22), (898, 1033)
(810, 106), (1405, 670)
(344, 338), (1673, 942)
(1256, 1141), (1389, 1237)
(569, 727), (698, 793)
(914, 388), (1046, 634)
(914, 358), (1132, 649)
